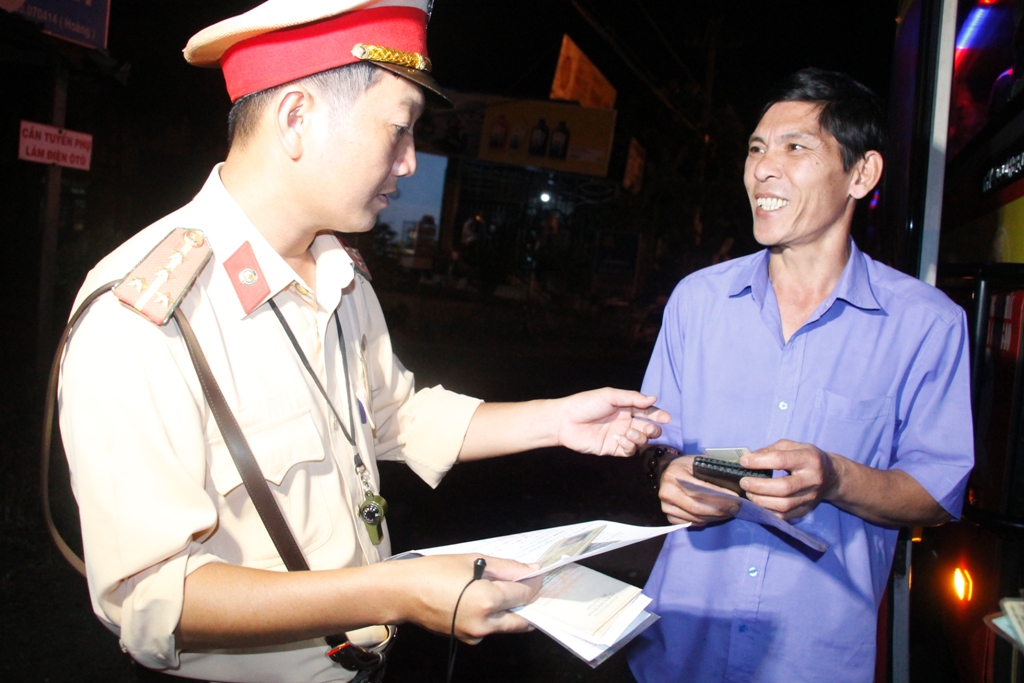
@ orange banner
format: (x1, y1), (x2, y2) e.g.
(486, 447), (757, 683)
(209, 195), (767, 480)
(550, 35), (616, 110)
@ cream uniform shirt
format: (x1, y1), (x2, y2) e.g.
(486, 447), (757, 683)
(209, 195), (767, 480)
(58, 166), (482, 682)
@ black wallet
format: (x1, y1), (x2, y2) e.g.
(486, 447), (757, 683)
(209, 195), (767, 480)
(692, 456), (772, 498)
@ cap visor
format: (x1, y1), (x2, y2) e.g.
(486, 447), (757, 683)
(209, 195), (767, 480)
(372, 61), (452, 107)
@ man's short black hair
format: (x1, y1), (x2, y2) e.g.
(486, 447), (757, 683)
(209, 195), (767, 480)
(760, 67), (885, 172)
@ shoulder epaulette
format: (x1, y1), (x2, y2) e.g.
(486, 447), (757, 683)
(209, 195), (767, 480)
(112, 228), (212, 325)
(343, 244), (372, 281)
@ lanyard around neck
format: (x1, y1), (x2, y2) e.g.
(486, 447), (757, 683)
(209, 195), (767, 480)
(268, 299), (366, 470)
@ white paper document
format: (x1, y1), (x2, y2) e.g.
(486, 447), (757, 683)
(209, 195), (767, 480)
(519, 562), (644, 640)
(676, 478), (830, 553)
(985, 610), (1024, 654)
(994, 598), (1024, 653)
(412, 519), (688, 579)
(399, 520), (688, 665)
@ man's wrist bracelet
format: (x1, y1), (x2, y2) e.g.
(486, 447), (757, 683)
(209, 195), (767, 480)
(641, 444), (684, 490)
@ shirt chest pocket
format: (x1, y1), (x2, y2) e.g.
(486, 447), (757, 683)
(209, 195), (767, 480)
(206, 408), (334, 567)
(809, 390), (895, 468)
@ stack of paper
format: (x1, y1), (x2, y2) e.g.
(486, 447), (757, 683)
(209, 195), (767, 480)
(513, 562), (659, 665)
(402, 519), (687, 666)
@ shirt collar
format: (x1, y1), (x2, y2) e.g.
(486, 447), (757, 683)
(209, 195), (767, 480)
(727, 239), (880, 313)
(821, 239), (881, 313)
(728, 249), (770, 302)
(195, 165), (355, 318)
(310, 233), (355, 315)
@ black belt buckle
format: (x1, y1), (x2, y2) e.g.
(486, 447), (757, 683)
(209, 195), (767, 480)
(326, 626), (396, 675)
(692, 456), (771, 498)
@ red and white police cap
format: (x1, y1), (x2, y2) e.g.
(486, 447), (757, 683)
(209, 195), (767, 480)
(183, 0), (446, 104)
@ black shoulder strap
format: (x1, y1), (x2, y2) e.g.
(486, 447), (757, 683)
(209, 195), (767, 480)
(171, 310), (310, 571)
(41, 282), (118, 576)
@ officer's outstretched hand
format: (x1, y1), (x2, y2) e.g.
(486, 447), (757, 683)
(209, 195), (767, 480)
(458, 389), (669, 462)
(554, 388), (670, 457)
(398, 555), (541, 645)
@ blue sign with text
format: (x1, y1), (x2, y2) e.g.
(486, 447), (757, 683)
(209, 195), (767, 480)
(13, 0), (110, 50)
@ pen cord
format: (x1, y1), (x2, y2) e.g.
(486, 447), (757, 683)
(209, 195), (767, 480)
(446, 558), (486, 683)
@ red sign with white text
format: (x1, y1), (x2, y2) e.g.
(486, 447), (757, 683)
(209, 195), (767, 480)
(18, 120), (92, 171)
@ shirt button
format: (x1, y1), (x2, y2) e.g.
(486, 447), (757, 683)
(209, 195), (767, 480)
(778, 401), (789, 410)
(739, 624), (748, 633)
(748, 567), (758, 577)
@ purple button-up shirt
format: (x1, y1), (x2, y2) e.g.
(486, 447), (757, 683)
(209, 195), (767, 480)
(628, 241), (973, 683)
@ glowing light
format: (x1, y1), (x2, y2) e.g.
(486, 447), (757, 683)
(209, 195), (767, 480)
(953, 567), (973, 601)
(540, 192), (551, 202)
(956, 8), (989, 49)
(954, 7), (990, 69)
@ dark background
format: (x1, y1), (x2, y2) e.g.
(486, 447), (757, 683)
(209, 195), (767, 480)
(1, 1), (905, 681)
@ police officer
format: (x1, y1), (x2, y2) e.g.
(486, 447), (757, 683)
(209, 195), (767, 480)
(58, 2), (668, 681)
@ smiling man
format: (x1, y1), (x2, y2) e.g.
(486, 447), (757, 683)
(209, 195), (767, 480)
(56, 2), (669, 682)
(627, 68), (974, 683)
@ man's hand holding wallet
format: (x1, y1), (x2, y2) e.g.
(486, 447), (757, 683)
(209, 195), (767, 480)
(643, 444), (774, 526)
(692, 448), (773, 498)
(644, 445), (772, 495)
(647, 439), (847, 526)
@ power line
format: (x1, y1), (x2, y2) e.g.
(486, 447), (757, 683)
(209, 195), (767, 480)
(570, 0), (699, 133)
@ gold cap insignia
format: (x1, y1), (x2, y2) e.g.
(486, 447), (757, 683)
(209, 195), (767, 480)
(351, 43), (431, 72)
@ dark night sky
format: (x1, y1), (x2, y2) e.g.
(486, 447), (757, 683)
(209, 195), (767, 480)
(430, 0), (899, 127)
(104, 0), (899, 132)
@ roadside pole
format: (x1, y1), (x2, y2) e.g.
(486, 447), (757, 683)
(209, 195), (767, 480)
(35, 56), (68, 381)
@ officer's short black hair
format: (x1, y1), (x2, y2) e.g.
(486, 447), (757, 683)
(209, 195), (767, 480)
(227, 61), (384, 148)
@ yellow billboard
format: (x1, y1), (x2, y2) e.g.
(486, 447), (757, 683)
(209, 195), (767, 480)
(478, 99), (616, 177)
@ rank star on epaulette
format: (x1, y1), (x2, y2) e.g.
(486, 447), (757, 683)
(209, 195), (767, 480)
(343, 244), (372, 281)
(113, 229), (212, 325)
